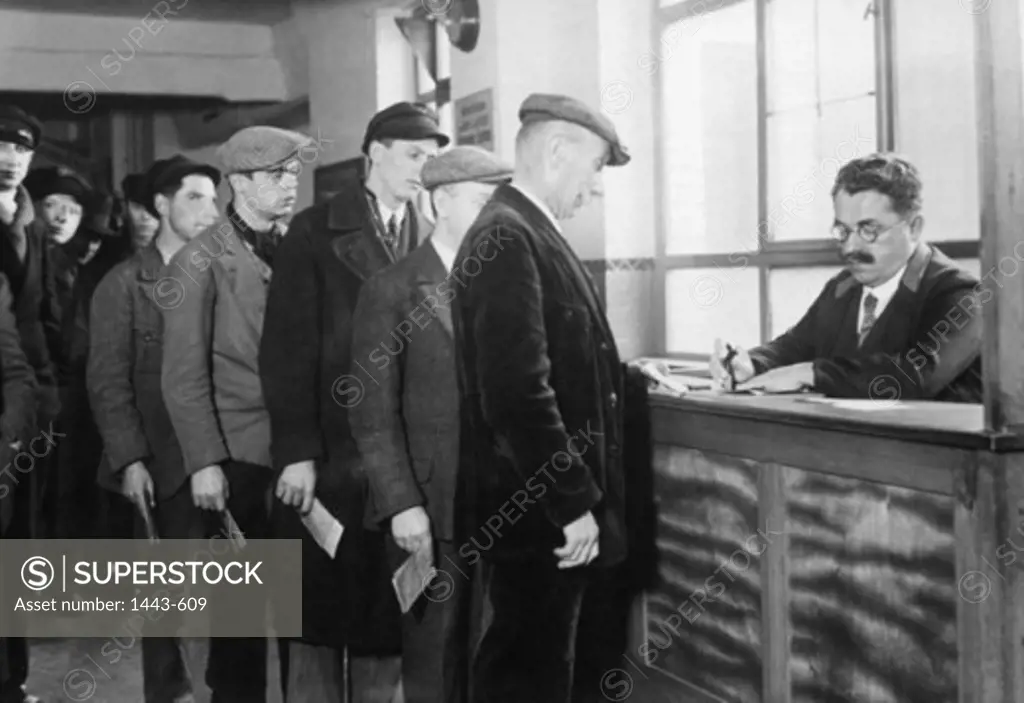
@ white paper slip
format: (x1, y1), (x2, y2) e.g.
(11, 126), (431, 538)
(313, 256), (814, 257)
(300, 499), (345, 558)
(796, 397), (909, 412)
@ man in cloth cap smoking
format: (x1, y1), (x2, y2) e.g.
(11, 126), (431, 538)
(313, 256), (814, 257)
(260, 102), (448, 702)
(158, 126), (310, 703)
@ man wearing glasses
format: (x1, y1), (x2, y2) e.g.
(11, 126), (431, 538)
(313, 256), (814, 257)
(710, 153), (982, 402)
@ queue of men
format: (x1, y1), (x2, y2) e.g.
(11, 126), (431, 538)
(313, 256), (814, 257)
(0, 88), (984, 703)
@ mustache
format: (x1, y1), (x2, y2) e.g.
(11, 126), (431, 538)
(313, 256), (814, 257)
(843, 251), (875, 264)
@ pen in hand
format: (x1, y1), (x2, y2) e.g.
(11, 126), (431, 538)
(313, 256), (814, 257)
(723, 343), (739, 391)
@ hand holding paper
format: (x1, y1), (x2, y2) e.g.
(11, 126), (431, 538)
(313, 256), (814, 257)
(392, 547), (436, 614)
(300, 499), (345, 558)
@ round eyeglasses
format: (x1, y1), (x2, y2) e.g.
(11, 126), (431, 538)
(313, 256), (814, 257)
(830, 219), (907, 244)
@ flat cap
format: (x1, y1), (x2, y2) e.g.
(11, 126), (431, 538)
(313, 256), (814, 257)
(0, 106), (42, 150)
(518, 93), (630, 167)
(421, 146), (513, 190)
(23, 166), (91, 204)
(217, 126), (314, 174)
(144, 155), (221, 218)
(362, 102), (450, 155)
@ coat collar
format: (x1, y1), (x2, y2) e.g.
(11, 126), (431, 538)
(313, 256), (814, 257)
(494, 185), (614, 345)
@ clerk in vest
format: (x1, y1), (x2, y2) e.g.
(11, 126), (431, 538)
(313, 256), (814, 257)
(709, 153), (982, 402)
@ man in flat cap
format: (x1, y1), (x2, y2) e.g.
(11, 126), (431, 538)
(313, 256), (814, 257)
(449, 93), (647, 703)
(158, 127), (312, 702)
(89, 154), (221, 703)
(260, 102), (447, 702)
(0, 100), (50, 703)
(349, 146), (512, 703)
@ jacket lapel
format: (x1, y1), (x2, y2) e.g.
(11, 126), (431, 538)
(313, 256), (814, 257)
(499, 186), (614, 346)
(327, 184), (399, 281)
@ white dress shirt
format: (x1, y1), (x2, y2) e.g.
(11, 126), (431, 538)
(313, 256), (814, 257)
(430, 236), (457, 274)
(857, 264), (906, 333)
(372, 192), (407, 232)
(509, 182), (561, 235)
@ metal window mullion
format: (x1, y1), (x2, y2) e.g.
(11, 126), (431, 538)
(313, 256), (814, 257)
(652, 0), (669, 355)
(874, 0), (895, 150)
(757, 0), (770, 343)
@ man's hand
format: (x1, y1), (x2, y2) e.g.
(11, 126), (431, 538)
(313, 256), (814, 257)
(276, 460), (316, 515)
(737, 362), (815, 393)
(554, 511), (600, 569)
(391, 506), (432, 555)
(190, 464), (229, 511)
(122, 461), (154, 510)
(710, 338), (755, 390)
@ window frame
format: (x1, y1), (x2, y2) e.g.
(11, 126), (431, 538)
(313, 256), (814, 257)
(652, 0), (978, 360)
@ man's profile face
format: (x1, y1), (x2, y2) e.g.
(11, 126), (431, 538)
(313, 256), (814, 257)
(0, 141), (33, 191)
(549, 129), (607, 220)
(435, 181), (497, 242)
(242, 157), (302, 220)
(158, 174), (219, 241)
(372, 139), (440, 203)
(833, 189), (919, 287)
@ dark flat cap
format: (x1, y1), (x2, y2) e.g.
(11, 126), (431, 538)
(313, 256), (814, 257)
(23, 166), (91, 204)
(362, 102), (450, 154)
(422, 146), (513, 190)
(0, 106), (42, 150)
(121, 173), (148, 205)
(518, 93), (630, 167)
(217, 126), (314, 174)
(145, 155), (221, 218)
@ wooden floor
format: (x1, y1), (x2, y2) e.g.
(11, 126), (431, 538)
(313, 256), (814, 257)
(26, 638), (701, 702)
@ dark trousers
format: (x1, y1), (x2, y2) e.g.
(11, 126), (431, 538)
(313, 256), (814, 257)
(138, 479), (205, 703)
(401, 539), (471, 703)
(473, 560), (631, 703)
(204, 460), (273, 703)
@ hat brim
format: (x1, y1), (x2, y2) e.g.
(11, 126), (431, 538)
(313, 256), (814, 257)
(425, 173), (512, 190)
(608, 144), (631, 167)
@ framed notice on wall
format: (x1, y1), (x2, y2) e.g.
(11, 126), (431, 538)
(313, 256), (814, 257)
(314, 156), (366, 205)
(455, 89), (494, 150)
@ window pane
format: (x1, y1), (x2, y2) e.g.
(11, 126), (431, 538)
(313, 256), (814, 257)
(767, 266), (843, 338)
(766, 0), (878, 242)
(438, 102), (454, 139)
(666, 267), (760, 354)
(767, 96), (877, 241)
(436, 21), (451, 80)
(955, 258), (980, 280)
(662, 0), (757, 255)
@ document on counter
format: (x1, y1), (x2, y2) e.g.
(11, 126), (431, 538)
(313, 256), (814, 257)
(300, 499), (345, 558)
(393, 548), (435, 614)
(795, 397), (910, 411)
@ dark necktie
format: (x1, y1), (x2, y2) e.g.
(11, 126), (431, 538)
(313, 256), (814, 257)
(384, 215), (400, 256)
(859, 292), (878, 347)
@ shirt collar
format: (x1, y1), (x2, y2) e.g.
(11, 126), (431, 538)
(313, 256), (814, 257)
(509, 182), (561, 234)
(430, 236), (456, 274)
(365, 186), (407, 228)
(862, 264), (906, 307)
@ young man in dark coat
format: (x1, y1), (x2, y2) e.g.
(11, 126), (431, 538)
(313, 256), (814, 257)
(259, 102), (447, 702)
(710, 153), (982, 401)
(349, 146), (513, 703)
(450, 93), (647, 703)
(89, 155), (222, 703)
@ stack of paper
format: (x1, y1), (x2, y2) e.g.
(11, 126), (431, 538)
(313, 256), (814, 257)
(300, 499), (345, 558)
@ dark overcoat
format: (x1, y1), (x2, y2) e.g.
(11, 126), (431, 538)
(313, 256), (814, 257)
(260, 181), (429, 651)
(451, 184), (642, 568)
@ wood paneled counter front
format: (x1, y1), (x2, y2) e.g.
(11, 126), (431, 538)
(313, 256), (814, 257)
(637, 393), (1021, 703)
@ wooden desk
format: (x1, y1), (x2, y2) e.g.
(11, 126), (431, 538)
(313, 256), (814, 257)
(638, 394), (1020, 703)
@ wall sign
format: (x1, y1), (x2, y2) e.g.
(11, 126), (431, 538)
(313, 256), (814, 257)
(455, 88), (494, 150)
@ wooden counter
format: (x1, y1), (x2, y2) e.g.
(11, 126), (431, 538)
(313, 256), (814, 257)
(636, 393), (1022, 703)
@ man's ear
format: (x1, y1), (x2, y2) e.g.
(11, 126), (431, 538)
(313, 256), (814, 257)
(909, 213), (925, 242)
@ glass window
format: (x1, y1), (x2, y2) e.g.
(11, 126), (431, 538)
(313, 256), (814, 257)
(666, 267), (760, 355)
(766, 0), (878, 242)
(662, 0), (757, 255)
(767, 266), (844, 338)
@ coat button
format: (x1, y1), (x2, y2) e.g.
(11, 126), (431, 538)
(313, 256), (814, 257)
(564, 309), (574, 319)
(143, 331), (155, 343)
(609, 392), (618, 406)
(600, 342), (609, 352)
